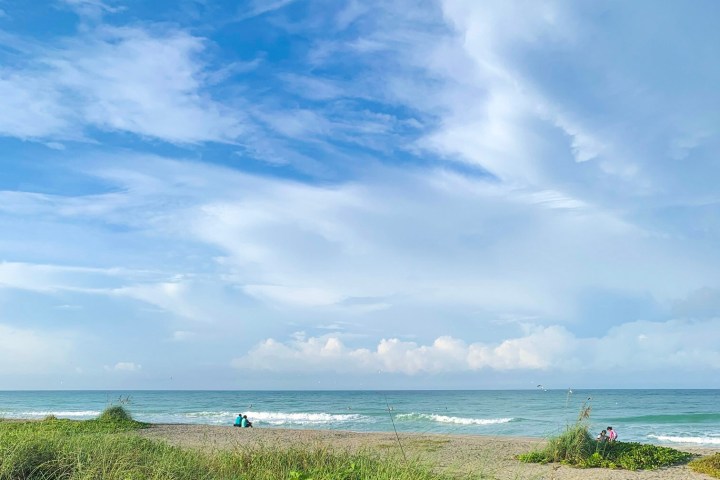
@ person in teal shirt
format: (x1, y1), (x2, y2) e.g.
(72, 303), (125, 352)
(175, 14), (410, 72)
(241, 415), (253, 428)
(234, 413), (242, 427)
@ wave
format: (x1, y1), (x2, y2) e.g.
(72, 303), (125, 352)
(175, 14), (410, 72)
(648, 434), (720, 445)
(184, 411), (233, 418)
(610, 413), (720, 424)
(247, 411), (366, 426)
(0, 410), (101, 418)
(396, 413), (513, 425)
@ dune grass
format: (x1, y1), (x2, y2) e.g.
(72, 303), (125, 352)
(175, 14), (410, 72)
(690, 453), (720, 478)
(0, 407), (450, 480)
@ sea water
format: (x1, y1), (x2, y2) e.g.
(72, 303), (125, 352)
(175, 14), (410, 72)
(1, 390), (718, 447)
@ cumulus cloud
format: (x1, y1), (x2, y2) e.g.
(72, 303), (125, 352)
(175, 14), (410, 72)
(231, 329), (572, 374)
(233, 318), (720, 375)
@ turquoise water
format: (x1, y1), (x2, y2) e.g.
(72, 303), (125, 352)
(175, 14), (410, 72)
(1, 390), (718, 446)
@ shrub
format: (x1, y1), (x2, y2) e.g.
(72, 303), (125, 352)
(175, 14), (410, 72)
(690, 453), (720, 478)
(543, 423), (595, 464)
(520, 429), (693, 470)
(519, 402), (693, 471)
(608, 442), (692, 470)
(98, 405), (134, 423)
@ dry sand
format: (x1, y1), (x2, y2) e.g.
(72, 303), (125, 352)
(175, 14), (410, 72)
(136, 424), (718, 480)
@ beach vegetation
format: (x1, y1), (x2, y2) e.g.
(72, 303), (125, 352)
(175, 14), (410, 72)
(97, 405), (134, 423)
(519, 426), (692, 470)
(690, 453), (720, 478)
(518, 400), (693, 470)
(0, 409), (450, 480)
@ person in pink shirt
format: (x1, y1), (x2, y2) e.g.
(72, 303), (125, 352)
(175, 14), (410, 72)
(607, 426), (617, 442)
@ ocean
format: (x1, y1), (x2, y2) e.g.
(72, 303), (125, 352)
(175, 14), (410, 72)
(1, 390), (718, 447)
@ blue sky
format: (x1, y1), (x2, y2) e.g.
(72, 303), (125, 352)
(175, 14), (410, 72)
(1, 0), (719, 390)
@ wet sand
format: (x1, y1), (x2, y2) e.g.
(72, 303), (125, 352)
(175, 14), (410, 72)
(136, 424), (718, 480)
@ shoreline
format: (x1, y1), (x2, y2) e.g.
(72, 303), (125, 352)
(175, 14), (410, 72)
(135, 424), (718, 480)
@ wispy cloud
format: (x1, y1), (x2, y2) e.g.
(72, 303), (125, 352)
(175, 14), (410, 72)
(234, 0), (297, 21)
(1, 0), (718, 388)
(0, 25), (244, 143)
(4, 155), (716, 331)
(61, 0), (124, 18)
(106, 362), (142, 372)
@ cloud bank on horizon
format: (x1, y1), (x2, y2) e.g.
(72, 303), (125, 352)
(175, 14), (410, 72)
(0, 0), (719, 389)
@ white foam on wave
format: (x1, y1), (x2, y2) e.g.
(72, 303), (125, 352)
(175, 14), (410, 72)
(397, 413), (513, 425)
(648, 434), (720, 445)
(249, 411), (365, 426)
(184, 411), (233, 418)
(1, 411), (102, 419)
(156, 411), (235, 424)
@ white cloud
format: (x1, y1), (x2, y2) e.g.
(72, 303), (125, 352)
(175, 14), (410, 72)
(0, 261), (156, 294)
(110, 276), (255, 323)
(0, 261), (114, 293)
(242, 284), (343, 308)
(3, 154), (717, 329)
(61, 0), (123, 17)
(0, 25), (243, 143)
(0, 262), (236, 323)
(106, 362), (142, 372)
(0, 74), (74, 139)
(467, 326), (574, 370)
(0, 324), (73, 374)
(232, 318), (720, 375)
(235, 0), (296, 21)
(231, 331), (566, 374)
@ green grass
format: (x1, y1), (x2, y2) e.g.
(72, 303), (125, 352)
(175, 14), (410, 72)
(690, 453), (720, 478)
(518, 424), (693, 470)
(0, 407), (450, 480)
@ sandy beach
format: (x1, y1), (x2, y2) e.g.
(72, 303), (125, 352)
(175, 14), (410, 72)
(136, 425), (718, 480)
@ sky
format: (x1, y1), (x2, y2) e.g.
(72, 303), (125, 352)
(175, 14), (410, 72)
(0, 0), (719, 390)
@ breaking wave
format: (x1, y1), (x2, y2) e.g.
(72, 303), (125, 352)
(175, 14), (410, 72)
(648, 434), (720, 445)
(396, 413), (514, 425)
(248, 411), (366, 426)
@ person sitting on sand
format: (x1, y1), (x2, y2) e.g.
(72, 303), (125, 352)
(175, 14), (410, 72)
(596, 429), (607, 442)
(241, 414), (253, 428)
(234, 413), (243, 427)
(607, 426), (617, 442)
